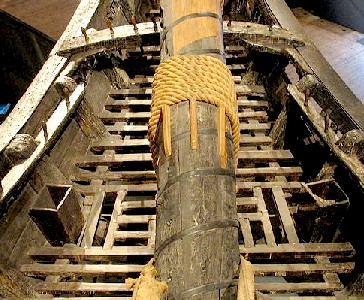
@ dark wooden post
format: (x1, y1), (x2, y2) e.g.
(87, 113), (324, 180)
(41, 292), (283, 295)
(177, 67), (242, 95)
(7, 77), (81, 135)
(153, 1), (240, 298)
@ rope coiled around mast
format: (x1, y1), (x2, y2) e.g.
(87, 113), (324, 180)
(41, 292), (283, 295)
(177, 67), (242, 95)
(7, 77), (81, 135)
(148, 55), (239, 168)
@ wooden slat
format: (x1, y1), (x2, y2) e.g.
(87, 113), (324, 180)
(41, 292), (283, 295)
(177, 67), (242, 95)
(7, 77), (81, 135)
(109, 88), (152, 96)
(28, 246), (154, 261)
(71, 170), (156, 181)
(114, 231), (151, 240)
(120, 200), (156, 210)
(254, 187), (276, 246)
(238, 111), (268, 121)
(22, 263), (144, 277)
(105, 124), (148, 133)
(103, 190), (127, 249)
(236, 85), (266, 95)
(74, 184), (157, 195)
(81, 191), (105, 248)
(240, 136), (272, 146)
(236, 166), (302, 177)
(118, 215), (156, 224)
(74, 153), (152, 167)
(240, 122), (271, 132)
(236, 181), (303, 192)
(239, 243), (354, 258)
(253, 262), (354, 276)
(238, 150), (293, 161)
(90, 138), (150, 150)
(240, 218), (255, 247)
(34, 282), (130, 293)
(99, 111), (151, 122)
(238, 99), (269, 109)
(255, 281), (342, 293)
(105, 99), (152, 108)
(272, 186), (300, 244)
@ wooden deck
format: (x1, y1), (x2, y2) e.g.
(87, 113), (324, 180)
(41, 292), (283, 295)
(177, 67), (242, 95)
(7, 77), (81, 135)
(21, 46), (355, 298)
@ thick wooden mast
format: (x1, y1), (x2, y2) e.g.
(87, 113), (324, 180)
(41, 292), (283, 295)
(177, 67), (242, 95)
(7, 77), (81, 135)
(153, 1), (240, 298)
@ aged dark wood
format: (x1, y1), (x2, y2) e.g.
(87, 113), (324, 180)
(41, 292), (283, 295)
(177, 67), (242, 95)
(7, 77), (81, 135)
(155, 101), (240, 299)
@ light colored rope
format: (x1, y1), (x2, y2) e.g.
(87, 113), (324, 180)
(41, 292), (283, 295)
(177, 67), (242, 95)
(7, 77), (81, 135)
(148, 55), (239, 167)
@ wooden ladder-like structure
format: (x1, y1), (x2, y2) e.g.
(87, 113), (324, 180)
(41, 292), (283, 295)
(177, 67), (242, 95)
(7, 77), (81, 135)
(21, 46), (355, 298)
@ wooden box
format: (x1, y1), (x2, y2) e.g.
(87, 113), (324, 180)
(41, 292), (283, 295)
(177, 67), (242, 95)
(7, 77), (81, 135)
(30, 184), (84, 246)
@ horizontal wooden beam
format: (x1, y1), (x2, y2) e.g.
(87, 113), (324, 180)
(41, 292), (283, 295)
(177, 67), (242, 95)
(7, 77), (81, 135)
(240, 243), (355, 259)
(58, 22), (161, 56)
(74, 183), (157, 195)
(236, 181), (303, 192)
(236, 166), (302, 177)
(255, 282), (342, 293)
(238, 150), (293, 161)
(28, 246), (154, 262)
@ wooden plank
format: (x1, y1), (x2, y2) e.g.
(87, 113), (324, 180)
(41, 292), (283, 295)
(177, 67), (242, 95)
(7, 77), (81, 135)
(240, 218), (254, 247)
(236, 181), (303, 192)
(236, 85), (266, 96)
(240, 136), (272, 146)
(254, 187), (276, 247)
(240, 122), (271, 132)
(120, 200), (156, 210)
(22, 263), (144, 277)
(272, 186), (300, 244)
(118, 215), (156, 224)
(114, 231), (151, 240)
(255, 281), (342, 293)
(237, 99), (269, 109)
(106, 124), (148, 133)
(103, 190), (127, 249)
(58, 22), (160, 56)
(238, 111), (268, 121)
(236, 166), (302, 177)
(28, 246), (154, 261)
(81, 191), (105, 248)
(240, 243), (354, 258)
(99, 111), (151, 122)
(34, 282), (130, 293)
(109, 88), (152, 96)
(71, 170), (156, 181)
(74, 184), (158, 195)
(238, 150), (293, 161)
(105, 99), (152, 108)
(90, 138), (150, 151)
(253, 262), (354, 276)
(74, 153), (152, 167)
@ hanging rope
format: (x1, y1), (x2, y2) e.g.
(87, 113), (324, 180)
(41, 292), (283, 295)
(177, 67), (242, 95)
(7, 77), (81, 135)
(148, 55), (239, 168)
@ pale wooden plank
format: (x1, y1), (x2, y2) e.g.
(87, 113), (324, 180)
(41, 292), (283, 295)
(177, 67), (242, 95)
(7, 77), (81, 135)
(253, 262), (354, 276)
(236, 166), (302, 177)
(240, 243), (354, 258)
(272, 186), (300, 244)
(255, 281), (342, 293)
(74, 153), (153, 167)
(103, 190), (127, 249)
(34, 282), (130, 292)
(240, 218), (254, 247)
(118, 215), (156, 224)
(238, 150), (293, 161)
(74, 184), (158, 195)
(22, 263), (144, 277)
(114, 231), (151, 240)
(254, 187), (276, 246)
(29, 246), (154, 261)
(236, 181), (303, 192)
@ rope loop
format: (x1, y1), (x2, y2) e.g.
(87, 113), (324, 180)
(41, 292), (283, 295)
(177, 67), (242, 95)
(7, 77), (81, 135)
(148, 55), (239, 167)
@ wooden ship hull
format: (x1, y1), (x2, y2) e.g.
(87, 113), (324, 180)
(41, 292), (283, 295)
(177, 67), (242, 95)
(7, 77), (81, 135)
(0, 0), (364, 298)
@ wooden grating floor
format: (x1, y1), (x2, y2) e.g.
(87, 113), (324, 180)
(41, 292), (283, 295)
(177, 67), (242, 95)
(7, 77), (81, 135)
(21, 46), (355, 298)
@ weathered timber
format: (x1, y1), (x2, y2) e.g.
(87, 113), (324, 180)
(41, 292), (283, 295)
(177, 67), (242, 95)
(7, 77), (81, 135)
(28, 246), (154, 262)
(155, 101), (240, 299)
(236, 166), (302, 177)
(239, 243), (354, 259)
(21, 263), (144, 277)
(34, 282), (130, 293)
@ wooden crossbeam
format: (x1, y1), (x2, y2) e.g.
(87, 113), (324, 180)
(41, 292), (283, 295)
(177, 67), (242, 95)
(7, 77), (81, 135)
(28, 246), (154, 262)
(236, 181), (302, 192)
(118, 215), (156, 224)
(22, 263), (144, 277)
(240, 136), (272, 146)
(114, 231), (151, 240)
(74, 184), (157, 195)
(74, 153), (152, 166)
(236, 166), (302, 177)
(253, 262), (354, 276)
(99, 111), (151, 122)
(71, 170), (156, 181)
(34, 282), (130, 293)
(239, 243), (354, 259)
(255, 282), (342, 293)
(238, 150), (293, 161)
(238, 111), (268, 122)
